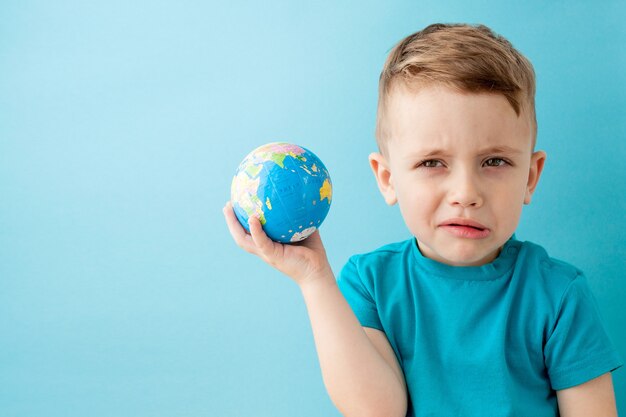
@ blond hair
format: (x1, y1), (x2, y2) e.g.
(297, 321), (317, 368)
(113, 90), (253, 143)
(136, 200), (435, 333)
(376, 23), (537, 153)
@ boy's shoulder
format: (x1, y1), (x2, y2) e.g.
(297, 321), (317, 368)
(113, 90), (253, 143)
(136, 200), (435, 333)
(340, 239), (414, 290)
(515, 239), (587, 299)
(517, 239), (584, 279)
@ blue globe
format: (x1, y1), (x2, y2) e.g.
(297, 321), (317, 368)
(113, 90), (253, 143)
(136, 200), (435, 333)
(230, 142), (332, 243)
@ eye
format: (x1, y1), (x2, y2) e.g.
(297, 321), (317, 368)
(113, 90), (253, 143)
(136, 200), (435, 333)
(484, 157), (508, 167)
(418, 159), (445, 168)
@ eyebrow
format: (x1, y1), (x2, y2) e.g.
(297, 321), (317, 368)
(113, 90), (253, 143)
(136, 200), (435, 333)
(477, 145), (524, 155)
(407, 145), (524, 159)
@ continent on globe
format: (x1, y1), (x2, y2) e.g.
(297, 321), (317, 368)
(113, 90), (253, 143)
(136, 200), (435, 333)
(230, 142), (332, 243)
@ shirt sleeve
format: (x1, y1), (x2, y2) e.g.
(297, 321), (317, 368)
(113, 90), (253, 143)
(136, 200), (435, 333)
(544, 273), (623, 390)
(336, 256), (384, 331)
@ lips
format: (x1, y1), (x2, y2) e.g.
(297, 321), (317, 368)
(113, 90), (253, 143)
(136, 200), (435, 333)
(439, 218), (490, 239)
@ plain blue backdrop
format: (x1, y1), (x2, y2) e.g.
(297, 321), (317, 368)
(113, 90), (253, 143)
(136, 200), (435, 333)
(1, 1), (624, 416)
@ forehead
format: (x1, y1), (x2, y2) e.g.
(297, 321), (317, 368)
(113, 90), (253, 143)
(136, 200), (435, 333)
(385, 85), (532, 157)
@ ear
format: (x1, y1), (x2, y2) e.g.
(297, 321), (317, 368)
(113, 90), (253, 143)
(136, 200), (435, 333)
(524, 150), (547, 204)
(369, 152), (397, 205)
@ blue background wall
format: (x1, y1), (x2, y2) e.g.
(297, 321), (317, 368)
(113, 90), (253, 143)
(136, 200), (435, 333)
(1, 1), (624, 415)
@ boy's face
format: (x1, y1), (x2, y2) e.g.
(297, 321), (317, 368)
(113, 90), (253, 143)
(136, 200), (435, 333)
(370, 85), (546, 266)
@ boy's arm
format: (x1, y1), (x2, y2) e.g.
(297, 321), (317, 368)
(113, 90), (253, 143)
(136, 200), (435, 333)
(300, 278), (407, 417)
(556, 373), (618, 417)
(223, 203), (408, 417)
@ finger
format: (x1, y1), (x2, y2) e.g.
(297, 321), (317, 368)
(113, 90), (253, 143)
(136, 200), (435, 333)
(248, 215), (279, 259)
(222, 202), (257, 254)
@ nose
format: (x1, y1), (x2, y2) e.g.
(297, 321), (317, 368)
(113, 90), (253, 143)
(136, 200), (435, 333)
(447, 170), (484, 208)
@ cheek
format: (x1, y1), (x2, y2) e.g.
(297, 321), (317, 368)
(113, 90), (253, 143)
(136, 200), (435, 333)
(396, 181), (439, 223)
(493, 188), (525, 226)
(488, 173), (527, 203)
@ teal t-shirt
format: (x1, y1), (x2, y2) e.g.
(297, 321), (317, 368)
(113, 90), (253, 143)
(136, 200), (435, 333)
(337, 237), (622, 417)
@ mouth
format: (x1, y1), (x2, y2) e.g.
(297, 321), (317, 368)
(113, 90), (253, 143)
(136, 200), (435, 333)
(439, 218), (490, 239)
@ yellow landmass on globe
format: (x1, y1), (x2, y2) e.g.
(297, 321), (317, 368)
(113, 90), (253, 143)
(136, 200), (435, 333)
(320, 178), (332, 203)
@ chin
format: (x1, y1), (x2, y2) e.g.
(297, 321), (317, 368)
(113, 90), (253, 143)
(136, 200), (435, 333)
(417, 236), (502, 267)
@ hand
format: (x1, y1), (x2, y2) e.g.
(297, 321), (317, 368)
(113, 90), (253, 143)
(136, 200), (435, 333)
(222, 202), (334, 286)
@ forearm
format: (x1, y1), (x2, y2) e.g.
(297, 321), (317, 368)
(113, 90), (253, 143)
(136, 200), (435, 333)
(300, 275), (407, 417)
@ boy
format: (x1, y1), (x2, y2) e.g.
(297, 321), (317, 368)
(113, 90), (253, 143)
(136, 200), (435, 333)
(223, 23), (622, 416)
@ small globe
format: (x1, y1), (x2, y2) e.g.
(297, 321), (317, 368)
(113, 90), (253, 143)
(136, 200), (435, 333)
(230, 142), (332, 243)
